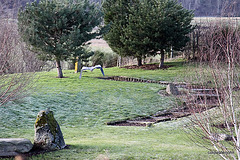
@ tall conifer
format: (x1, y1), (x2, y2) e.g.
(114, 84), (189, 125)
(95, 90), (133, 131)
(18, 0), (103, 77)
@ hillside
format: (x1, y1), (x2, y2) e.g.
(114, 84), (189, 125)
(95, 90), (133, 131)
(0, 0), (101, 18)
(0, 0), (38, 18)
(178, 0), (240, 17)
(1, 0), (240, 18)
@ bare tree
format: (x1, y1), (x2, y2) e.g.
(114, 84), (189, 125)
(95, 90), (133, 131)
(184, 20), (240, 159)
(0, 6), (45, 106)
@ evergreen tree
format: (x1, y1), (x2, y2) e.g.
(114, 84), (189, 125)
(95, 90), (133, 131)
(103, 0), (193, 67)
(103, 0), (144, 66)
(18, 0), (103, 78)
(126, 0), (194, 68)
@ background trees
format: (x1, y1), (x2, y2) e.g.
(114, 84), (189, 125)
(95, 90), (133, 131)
(125, 0), (193, 68)
(178, 0), (240, 16)
(184, 22), (240, 159)
(103, 0), (193, 67)
(2, 0), (240, 19)
(103, 0), (138, 64)
(0, 19), (41, 106)
(18, 0), (103, 78)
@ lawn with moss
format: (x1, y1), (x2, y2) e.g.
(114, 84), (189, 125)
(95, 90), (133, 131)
(0, 61), (219, 159)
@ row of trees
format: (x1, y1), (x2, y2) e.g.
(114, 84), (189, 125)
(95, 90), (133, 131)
(0, 18), (43, 106)
(18, 0), (194, 77)
(184, 22), (240, 160)
(181, 17), (240, 62)
(103, 0), (194, 67)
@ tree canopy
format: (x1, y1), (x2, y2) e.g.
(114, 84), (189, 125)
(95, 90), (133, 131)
(103, 0), (137, 63)
(18, 0), (103, 78)
(103, 0), (194, 67)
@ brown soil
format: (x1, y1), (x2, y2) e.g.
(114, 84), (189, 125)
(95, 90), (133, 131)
(107, 106), (192, 127)
(107, 102), (219, 127)
(107, 85), (220, 127)
(97, 76), (187, 86)
(109, 121), (147, 127)
(121, 64), (172, 70)
(212, 123), (234, 129)
(97, 76), (219, 127)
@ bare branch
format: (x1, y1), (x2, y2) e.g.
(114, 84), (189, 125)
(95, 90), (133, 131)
(183, 19), (240, 159)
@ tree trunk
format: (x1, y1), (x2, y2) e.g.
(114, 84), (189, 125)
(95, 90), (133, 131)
(170, 46), (173, 59)
(117, 56), (122, 67)
(70, 58), (76, 70)
(77, 59), (81, 73)
(56, 60), (63, 78)
(159, 49), (164, 68)
(192, 31), (196, 60)
(137, 57), (142, 66)
(216, 0), (220, 15)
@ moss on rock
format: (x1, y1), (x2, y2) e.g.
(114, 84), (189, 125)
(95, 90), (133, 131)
(34, 109), (65, 150)
(35, 110), (58, 137)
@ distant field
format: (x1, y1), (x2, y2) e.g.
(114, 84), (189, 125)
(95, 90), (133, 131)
(89, 39), (113, 52)
(89, 17), (240, 59)
(193, 17), (240, 25)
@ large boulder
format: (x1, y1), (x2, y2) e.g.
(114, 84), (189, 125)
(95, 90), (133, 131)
(34, 109), (65, 151)
(0, 138), (33, 157)
(166, 83), (179, 95)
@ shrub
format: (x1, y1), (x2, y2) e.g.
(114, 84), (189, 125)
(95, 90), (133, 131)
(91, 51), (118, 68)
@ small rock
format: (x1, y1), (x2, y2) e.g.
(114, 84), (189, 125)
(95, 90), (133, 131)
(210, 133), (232, 141)
(15, 155), (27, 160)
(166, 83), (179, 95)
(96, 154), (110, 160)
(34, 109), (65, 151)
(0, 138), (33, 157)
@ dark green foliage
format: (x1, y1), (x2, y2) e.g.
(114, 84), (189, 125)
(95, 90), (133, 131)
(74, 48), (95, 72)
(103, 0), (136, 62)
(102, 52), (118, 68)
(91, 51), (104, 66)
(80, 50), (95, 64)
(103, 0), (194, 67)
(91, 51), (118, 67)
(18, 0), (103, 78)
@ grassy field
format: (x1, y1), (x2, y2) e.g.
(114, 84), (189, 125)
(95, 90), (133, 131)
(0, 61), (219, 160)
(192, 17), (240, 27)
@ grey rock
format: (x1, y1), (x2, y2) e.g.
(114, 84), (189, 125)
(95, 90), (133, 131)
(0, 138), (33, 157)
(166, 83), (179, 95)
(34, 109), (65, 151)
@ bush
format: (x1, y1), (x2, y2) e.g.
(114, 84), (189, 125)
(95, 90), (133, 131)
(91, 51), (104, 66)
(91, 51), (118, 68)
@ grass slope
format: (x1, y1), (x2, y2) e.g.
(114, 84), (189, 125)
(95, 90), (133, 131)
(0, 62), (219, 159)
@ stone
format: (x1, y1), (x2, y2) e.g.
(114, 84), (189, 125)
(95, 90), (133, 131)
(210, 133), (232, 141)
(0, 138), (33, 157)
(166, 83), (179, 95)
(14, 155), (27, 160)
(34, 109), (65, 151)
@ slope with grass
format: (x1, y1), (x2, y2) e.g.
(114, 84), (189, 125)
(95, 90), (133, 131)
(0, 62), (219, 159)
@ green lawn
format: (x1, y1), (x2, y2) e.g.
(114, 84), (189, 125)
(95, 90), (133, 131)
(0, 61), (219, 159)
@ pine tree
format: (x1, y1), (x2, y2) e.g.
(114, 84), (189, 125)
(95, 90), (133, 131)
(18, 0), (103, 78)
(103, 0), (144, 66)
(104, 0), (193, 68)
